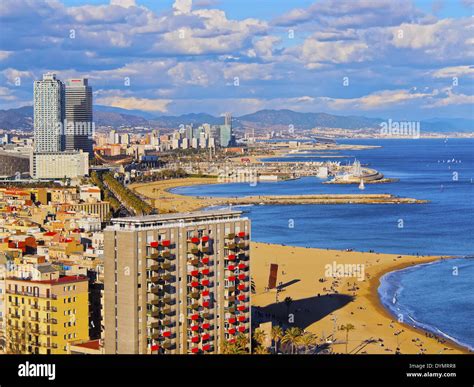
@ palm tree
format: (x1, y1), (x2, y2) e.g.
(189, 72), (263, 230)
(221, 340), (248, 355)
(298, 332), (318, 354)
(252, 328), (266, 349)
(340, 323), (355, 354)
(271, 326), (284, 354)
(281, 327), (302, 354)
(235, 333), (250, 352)
(254, 346), (269, 355)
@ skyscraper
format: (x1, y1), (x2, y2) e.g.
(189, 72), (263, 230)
(219, 124), (232, 147)
(104, 210), (251, 354)
(65, 78), (93, 156)
(33, 73), (65, 152)
(224, 112), (232, 127)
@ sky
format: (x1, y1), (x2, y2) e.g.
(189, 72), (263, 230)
(0, 0), (473, 119)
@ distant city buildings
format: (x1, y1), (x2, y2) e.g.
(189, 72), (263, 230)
(31, 73), (93, 180)
(104, 210), (251, 354)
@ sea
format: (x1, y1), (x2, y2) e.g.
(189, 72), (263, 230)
(171, 138), (474, 349)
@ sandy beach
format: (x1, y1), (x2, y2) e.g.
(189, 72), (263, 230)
(251, 242), (469, 354)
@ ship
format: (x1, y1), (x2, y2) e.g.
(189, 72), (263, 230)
(359, 179), (365, 190)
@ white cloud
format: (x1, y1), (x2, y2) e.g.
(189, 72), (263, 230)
(95, 95), (172, 112)
(173, 0), (193, 14)
(110, 0), (136, 7)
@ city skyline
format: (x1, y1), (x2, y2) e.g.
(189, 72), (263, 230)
(0, 0), (472, 120)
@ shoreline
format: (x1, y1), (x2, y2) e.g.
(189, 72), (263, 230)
(251, 242), (470, 354)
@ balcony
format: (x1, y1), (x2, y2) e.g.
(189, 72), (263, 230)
(43, 306), (58, 312)
(162, 251), (173, 260)
(190, 270), (199, 277)
(226, 254), (236, 261)
(150, 264), (160, 271)
(148, 253), (159, 260)
(190, 335), (200, 344)
(238, 274), (247, 281)
(201, 279), (210, 287)
(151, 332), (160, 340)
(161, 318), (173, 326)
(202, 312), (213, 320)
(238, 263), (247, 270)
(150, 241), (160, 248)
(161, 240), (171, 247)
(202, 322), (211, 330)
(190, 291), (200, 299)
(149, 298), (160, 306)
(190, 325), (199, 332)
(147, 310), (160, 318)
(43, 318), (58, 325)
(162, 274), (174, 282)
(163, 296), (173, 305)
(202, 344), (212, 352)
(201, 290), (210, 297)
(226, 233), (235, 239)
(189, 237), (200, 244)
(238, 231), (247, 238)
(201, 257), (210, 265)
(30, 316), (41, 323)
(151, 287), (164, 296)
(151, 321), (160, 329)
(188, 258), (199, 266)
(201, 246), (210, 254)
(163, 308), (173, 316)
(191, 347), (199, 354)
(201, 236), (209, 243)
(238, 242), (248, 250)
(161, 262), (173, 270)
(226, 243), (237, 250)
(226, 286), (236, 292)
(162, 340), (172, 350)
(225, 295), (236, 302)
(201, 268), (210, 276)
(31, 304), (40, 311)
(187, 302), (199, 311)
(188, 247), (199, 255)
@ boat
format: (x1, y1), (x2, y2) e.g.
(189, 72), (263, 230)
(359, 179), (365, 190)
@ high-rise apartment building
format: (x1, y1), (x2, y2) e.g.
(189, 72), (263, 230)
(219, 124), (232, 147)
(65, 78), (93, 156)
(33, 73), (65, 153)
(5, 276), (89, 354)
(104, 210), (251, 354)
(224, 112), (232, 127)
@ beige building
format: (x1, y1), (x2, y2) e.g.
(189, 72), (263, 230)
(30, 151), (89, 179)
(104, 210), (251, 354)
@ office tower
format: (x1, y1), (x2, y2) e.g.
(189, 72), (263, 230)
(65, 79), (94, 156)
(33, 73), (65, 152)
(219, 124), (232, 147)
(104, 210), (251, 354)
(5, 276), (89, 354)
(210, 125), (220, 147)
(224, 112), (232, 127)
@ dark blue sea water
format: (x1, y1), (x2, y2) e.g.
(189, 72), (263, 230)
(173, 138), (474, 256)
(173, 138), (474, 349)
(379, 257), (474, 351)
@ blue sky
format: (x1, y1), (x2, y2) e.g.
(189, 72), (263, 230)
(0, 0), (473, 119)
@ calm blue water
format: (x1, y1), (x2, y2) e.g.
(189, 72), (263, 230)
(379, 258), (474, 351)
(173, 138), (474, 256)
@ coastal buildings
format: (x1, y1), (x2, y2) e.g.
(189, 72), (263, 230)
(103, 210), (251, 354)
(5, 274), (89, 354)
(33, 73), (65, 153)
(65, 79), (94, 156)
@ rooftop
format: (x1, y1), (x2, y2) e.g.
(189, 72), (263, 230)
(107, 209), (244, 229)
(7, 275), (88, 285)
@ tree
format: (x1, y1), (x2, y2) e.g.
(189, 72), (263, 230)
(340, 323), (355, 354)
(252, 328), (266, 351)
(281, 327), (302, 354)
(271, 325), (284, 354)
(298, 332), (318, 354)
(254, 346), (269, 355)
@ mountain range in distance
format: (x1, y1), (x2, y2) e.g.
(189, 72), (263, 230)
(0, 105), (472, 133)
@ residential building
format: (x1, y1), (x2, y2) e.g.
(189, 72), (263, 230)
(30, 151), (89, 179)
(103, 210), (251, 354)
(5, 275), (89, 354)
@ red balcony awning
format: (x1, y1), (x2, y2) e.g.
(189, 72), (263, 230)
(162, 240), (171, 247)
(202, 323), (210, 329)
(228, 276), (236, 282)
(238, 232), (246, 238)
(162, 331), (171, 337)
(202, 290), (210, 297)
(150, 241), (159, 248)
(227, 265), (235, 271)
(191, 314), (199, 320)
(238, 274), (246, 280)
(227, 254), (236, 261)
(238, 316), (246, 322)
(202, 333), (210, 341)
(237, 284), (246, 291)
(201, 268), (210, 275)
(191, 281), (199, 287)
(191, 237), (200, 244)
(191, 325), (199, 331)
(238, 295), (245, 301)
(190, 270), (199, 277)
(228, 338), (236, 344)
(238, 326), (246, 333)
(191, 336), (200, 343)
(201, 236), (209, 243)
(202, 301), (210, 308)
(228, 318), (236, 324)
(202, 257), (210, 264)
(191, 347), (199, 353)
(203, 344), (211, 351)
(228, 328), (236, 335)
(237, 306), (246, 312)
(201, 279), (210, 286)
(151, 344), (159, 351)
(238, 263), (246, 270)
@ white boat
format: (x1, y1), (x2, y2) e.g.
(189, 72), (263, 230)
(359, 179), (365, 190)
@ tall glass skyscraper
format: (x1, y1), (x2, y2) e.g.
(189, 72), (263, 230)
(65, 78), (93, 156)
(33, 73), (65, 152)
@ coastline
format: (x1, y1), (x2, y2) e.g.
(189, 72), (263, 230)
(251, 242), (469, 354)
(130, 177), (471, 354)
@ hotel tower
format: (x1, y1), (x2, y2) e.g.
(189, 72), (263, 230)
(104, 210), (251, 354)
